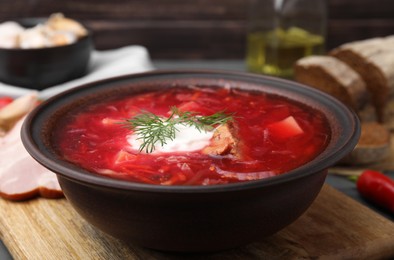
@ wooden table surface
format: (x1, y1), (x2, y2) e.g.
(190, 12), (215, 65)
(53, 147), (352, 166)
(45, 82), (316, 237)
(1, 184), (393, 260)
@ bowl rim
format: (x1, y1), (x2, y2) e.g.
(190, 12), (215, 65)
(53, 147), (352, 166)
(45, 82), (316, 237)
(21, 69), (361, 193)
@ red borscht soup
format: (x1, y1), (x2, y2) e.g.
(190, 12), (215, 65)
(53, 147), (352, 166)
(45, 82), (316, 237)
(52, 86), (330, 185)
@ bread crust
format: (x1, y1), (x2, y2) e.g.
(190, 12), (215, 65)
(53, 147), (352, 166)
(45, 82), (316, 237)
(294, 55), (368, 111)
(330, 37), (394, 122)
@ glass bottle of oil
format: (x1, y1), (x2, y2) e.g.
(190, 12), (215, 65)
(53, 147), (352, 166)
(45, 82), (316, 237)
(246, 0), (327, 78)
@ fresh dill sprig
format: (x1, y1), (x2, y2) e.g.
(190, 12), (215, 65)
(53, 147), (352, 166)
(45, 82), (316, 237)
(122, 106), (233, 153)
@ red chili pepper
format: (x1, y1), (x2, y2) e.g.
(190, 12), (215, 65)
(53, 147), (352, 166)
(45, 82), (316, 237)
(356, 170), (394, 213)
(0, 96), (13, 109)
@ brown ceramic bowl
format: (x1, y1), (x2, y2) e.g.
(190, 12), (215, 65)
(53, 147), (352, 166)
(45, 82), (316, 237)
(0, 18), (93, 89)
(21, 70), (360, 252)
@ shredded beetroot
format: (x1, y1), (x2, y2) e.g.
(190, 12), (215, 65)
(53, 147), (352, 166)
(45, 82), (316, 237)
(53, 87), (330, 185)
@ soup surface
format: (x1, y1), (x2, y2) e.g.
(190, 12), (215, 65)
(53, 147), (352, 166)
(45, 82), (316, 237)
(53, 86), (330, 185)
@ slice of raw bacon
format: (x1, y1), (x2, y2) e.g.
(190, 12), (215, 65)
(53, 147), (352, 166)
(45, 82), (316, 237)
(0, 94), (63, 201)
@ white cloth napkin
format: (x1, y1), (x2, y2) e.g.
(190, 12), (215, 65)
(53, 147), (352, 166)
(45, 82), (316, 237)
(0, 45), (153, 99)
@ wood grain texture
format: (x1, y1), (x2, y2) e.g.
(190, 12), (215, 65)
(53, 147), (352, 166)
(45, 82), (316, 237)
(1, 185), (393, 259)
(0, 0), (393, 58)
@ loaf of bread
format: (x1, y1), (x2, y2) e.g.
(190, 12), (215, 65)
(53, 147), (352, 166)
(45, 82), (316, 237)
(294, 36), (394, 166)
(330, 36), (394, 122)
(294, 55), (368, 111)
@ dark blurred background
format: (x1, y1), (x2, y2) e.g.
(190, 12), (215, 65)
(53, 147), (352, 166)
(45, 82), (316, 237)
(1, 0), (393, 59)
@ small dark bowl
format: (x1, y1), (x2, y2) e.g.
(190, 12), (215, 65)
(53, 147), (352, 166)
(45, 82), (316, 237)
(21, 70), (360, 252)
(0, 18), (93, 89)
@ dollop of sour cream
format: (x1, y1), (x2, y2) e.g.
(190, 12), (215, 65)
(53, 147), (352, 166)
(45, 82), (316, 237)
(127, 123), (213, 154)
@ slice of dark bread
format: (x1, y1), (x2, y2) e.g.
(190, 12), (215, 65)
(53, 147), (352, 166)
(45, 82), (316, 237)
(330, 37), (394, 122)
(340, 122), (391, 165)
(294, 55), (368, 112)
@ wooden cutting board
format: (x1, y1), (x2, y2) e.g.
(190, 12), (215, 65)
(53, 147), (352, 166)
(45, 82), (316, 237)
(1, 184), (393, 260)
